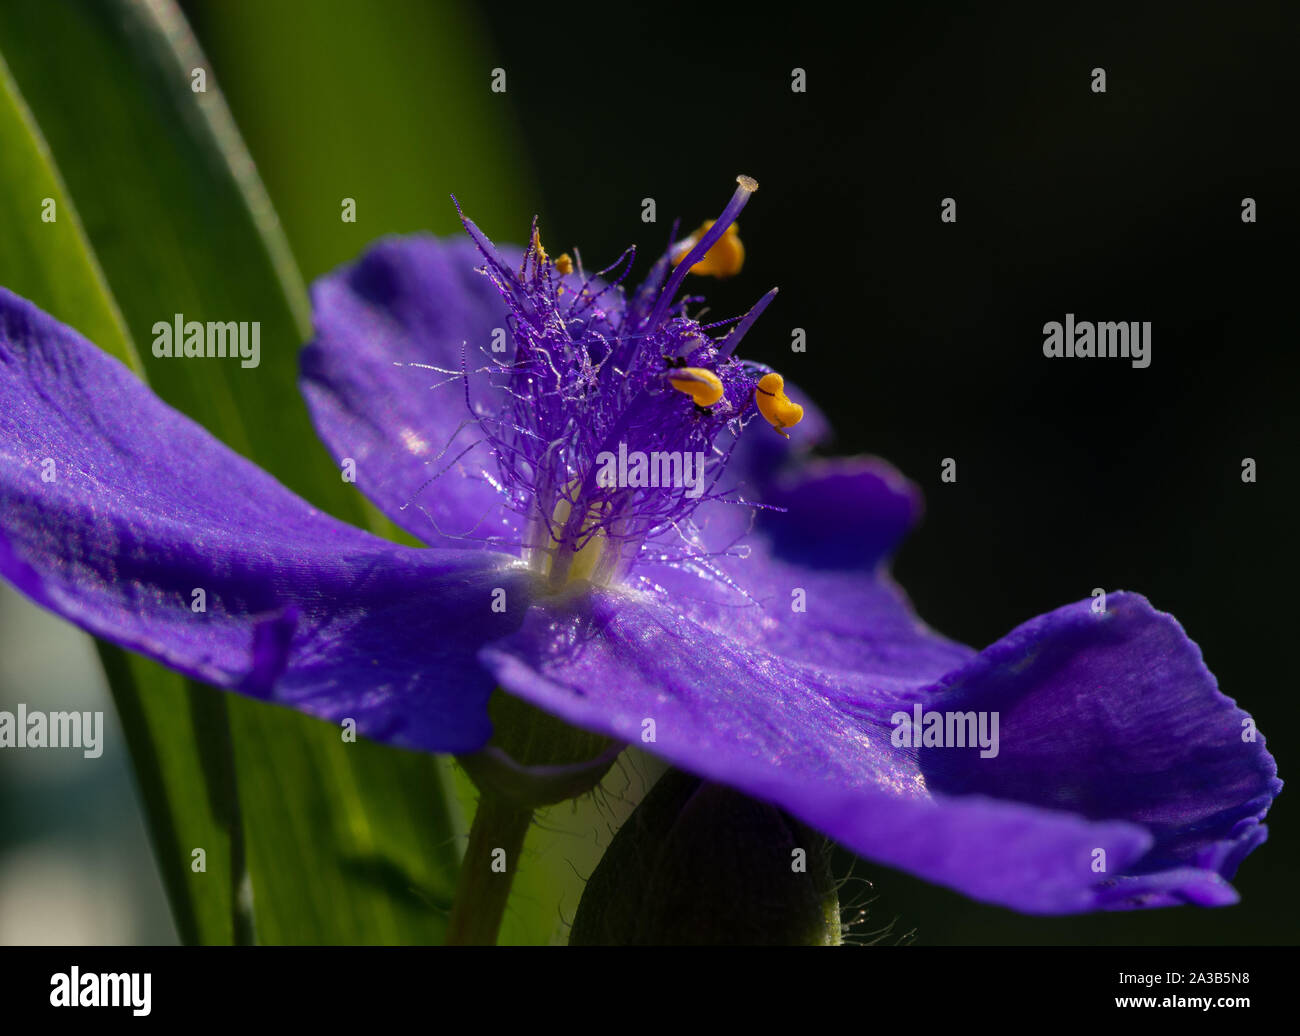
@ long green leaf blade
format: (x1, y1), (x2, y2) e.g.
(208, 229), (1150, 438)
(0, 53), (238, 945)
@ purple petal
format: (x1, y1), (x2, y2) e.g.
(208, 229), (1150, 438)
(0, 287), (529, 752)
(480, 585), (1278, 913)
(300, 235), (522, 549)
(757, 457), (921, 569)
(640, 457), (960, 680)
(914, 593), (1280, 893)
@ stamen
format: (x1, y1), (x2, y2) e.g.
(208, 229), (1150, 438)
(754, 372), (803, 438)
(718, 287), (779, 356)
(451, 177), (791, 591)
(644, 175), (758, 329)
(668, 367), (725, 407)
(451, 196), (517, 282)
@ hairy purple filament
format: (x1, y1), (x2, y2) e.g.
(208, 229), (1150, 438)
(454, 178), (777, 590)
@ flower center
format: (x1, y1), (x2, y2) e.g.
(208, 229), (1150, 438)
(455, 176), (802, 590)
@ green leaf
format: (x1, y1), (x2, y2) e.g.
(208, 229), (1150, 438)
(184, 0), (534, 283)
(0, 0), (324, 496)
(0, 0), (502, 943)
(0, 54), (137, 368)
(0, 51), (239, 945)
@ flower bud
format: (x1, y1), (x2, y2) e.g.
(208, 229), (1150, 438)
(571, 768), (841, 945)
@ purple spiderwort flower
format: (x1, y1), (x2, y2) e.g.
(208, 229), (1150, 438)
(0, 178), (1279, 914)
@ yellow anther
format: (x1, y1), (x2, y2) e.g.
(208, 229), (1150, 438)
(555, 252), (574, 275)
(531, 228), (547, 263)
(671, 220), (745, 278)
(669, 366), (725, 407)
(754, 372), (803, 438)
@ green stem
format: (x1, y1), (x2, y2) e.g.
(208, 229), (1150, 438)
(444, 791), (533, 945)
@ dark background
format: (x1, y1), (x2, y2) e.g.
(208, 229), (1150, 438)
(182, 1), (1297, 944)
